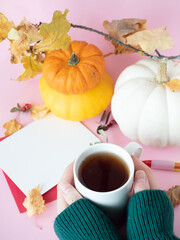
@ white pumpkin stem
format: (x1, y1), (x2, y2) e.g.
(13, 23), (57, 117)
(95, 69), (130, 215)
(156, 58), (170, 83)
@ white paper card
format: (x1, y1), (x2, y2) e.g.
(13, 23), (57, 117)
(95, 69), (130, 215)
(0, 114), (100, 195)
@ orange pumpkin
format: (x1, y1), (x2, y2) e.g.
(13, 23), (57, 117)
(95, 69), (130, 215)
(43, 40), (105, 94)
(40, 40), (114, 121)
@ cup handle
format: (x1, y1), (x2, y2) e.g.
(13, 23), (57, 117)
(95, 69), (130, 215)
(124, 142), (142, 159)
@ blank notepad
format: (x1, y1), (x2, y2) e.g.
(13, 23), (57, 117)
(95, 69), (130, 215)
(0, 114), (100, 195)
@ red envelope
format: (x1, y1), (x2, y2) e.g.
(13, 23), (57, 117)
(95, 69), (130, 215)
(0, 136), (57, 213)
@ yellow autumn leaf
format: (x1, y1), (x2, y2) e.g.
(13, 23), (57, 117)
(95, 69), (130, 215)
(33, 9), (71, 53)
(0, 13), (14, 42)
(23, 185), (46, 217)
(127, 27), (174, 53)
(30, 104), (50, 120)
(17, 53), (43, 81)
(3, 119), (22, 136)
(166, 79), (180, 92)
(103, 19), (146, 54)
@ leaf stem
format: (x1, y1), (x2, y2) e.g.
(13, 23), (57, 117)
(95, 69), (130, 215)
(71, 23), (180, 60)
(103, 51), (115, 58)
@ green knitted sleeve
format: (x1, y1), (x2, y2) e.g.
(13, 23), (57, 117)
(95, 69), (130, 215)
(127, 190), (180, 240)
(54, 198), (123, 240)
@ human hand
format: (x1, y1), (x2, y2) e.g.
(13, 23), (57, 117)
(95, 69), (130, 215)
(57, 156), (159, 214)
(132, 155), (159, 194)
(57, 161), (83, 215)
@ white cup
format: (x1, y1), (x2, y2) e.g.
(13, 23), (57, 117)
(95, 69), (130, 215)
(74, 142), (142, 221)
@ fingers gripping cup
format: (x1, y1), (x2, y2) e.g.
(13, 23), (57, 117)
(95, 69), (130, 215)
(74, 142), (142, 221)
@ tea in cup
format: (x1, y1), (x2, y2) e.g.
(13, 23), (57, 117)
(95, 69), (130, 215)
(74, 142), (142, 221)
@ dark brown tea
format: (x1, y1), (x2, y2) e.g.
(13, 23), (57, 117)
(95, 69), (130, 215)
(78, 152), (129, 192)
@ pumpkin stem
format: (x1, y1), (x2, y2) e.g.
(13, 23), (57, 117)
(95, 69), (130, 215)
(156, 58), (170, 83)
(68, 51), (80, 66)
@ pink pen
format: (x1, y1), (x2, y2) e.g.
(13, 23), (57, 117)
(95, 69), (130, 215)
(143, 160), (180, 171)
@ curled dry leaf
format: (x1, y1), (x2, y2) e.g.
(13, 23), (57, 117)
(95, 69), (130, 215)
(103, 19), (146, 54)
(166, 79), (180, 92)
(9, 29), (29, 64)
(33, 9), (71, 53)
(23, 185), (46, 217)
(0, 13), (14, 42)
(166, 185), (180, 207)
(19, 18), (42, 44)
(30, 104), (50, 120)
(3, 119), (22, 136)
(17, 53), (43, 81)
(9, 19), (42, 64)
(127, 27), (174, 53)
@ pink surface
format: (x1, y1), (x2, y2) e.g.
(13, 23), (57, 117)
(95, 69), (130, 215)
(0, 0), (180, 239)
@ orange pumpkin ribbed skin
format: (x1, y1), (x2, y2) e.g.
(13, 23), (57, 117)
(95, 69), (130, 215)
(43, 41), (105, 95)
(39, 72), (114, 121)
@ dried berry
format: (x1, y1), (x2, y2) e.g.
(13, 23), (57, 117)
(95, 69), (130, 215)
(10, 103), (32, 112)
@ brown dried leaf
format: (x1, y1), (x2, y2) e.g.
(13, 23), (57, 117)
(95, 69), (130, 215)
(166, 79), (180, 92)
(3, 119), (22, 136)
(0, 13), (14, 42)
(23, 185), (46, 217)
(30, 104), (50, 120)
(9, 29), (29, 64)
(9, 19), (42, 64)
(17, 53), (43, 81)
(19, 18), (42, 44)
(103, 19), (146, 54)
(127, 27), (174, 53)
(166, 185), (180, 207)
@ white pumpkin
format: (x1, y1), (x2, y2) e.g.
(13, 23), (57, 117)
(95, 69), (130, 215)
(111, 58), (180, 148)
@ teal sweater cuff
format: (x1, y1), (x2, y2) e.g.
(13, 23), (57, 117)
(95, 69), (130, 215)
(54, 198), (122, 240)
(127, 190), (178, 240)
(54, 190), (179, 240)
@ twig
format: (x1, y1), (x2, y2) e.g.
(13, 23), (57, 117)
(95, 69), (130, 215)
(71, 23), (180, 60)
(155, 49), (162, 57)
(103, 51), (115, 58)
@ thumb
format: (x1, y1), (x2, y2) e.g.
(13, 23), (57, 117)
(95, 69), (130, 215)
(134, 170), (150, 194)
(60, 182), (83, 205)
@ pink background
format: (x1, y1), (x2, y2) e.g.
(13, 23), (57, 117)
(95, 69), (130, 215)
(0, 0), (180, 239)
